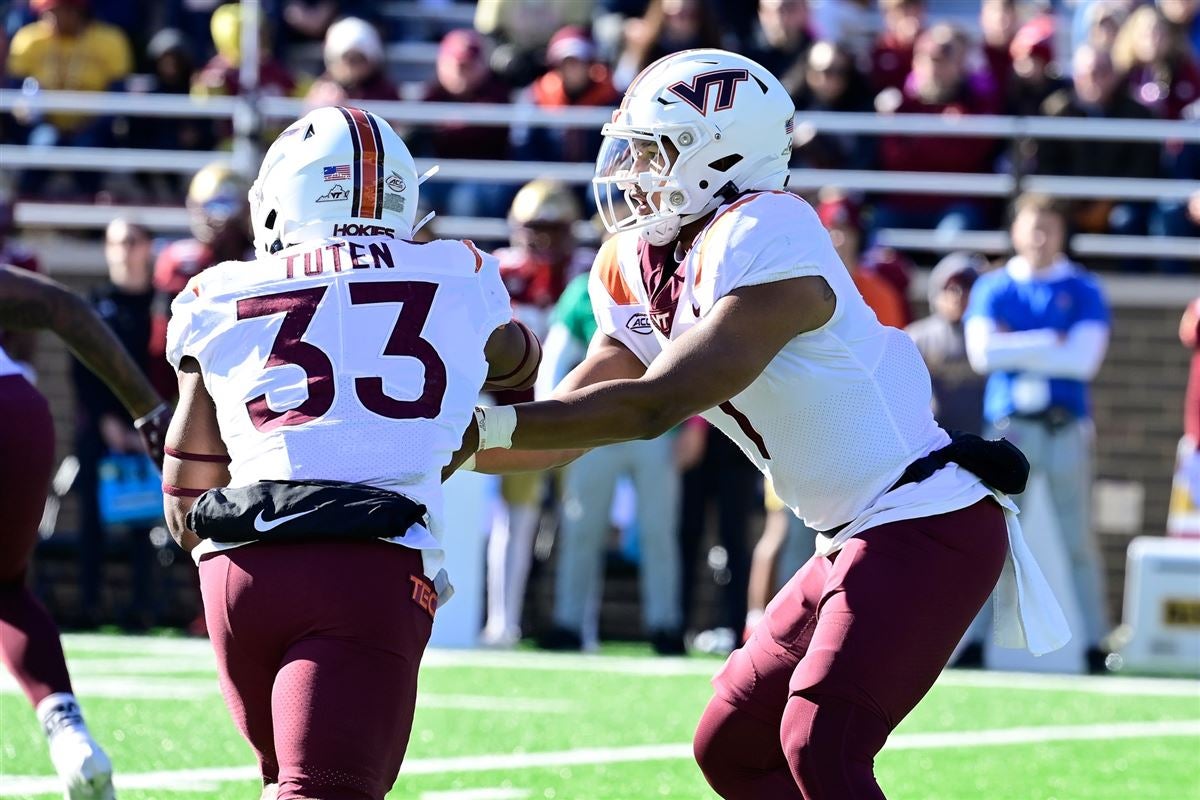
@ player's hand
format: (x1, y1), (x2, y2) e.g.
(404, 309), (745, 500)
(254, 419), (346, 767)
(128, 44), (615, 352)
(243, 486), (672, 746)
(441, 418), (480, 481)
(134, 402), (172, 473)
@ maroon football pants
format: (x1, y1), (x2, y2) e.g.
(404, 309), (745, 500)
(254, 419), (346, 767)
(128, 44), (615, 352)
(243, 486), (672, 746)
(0, 374), (73, 707)
(199, 539), (435, 800)
(694, 498), (1008, 799)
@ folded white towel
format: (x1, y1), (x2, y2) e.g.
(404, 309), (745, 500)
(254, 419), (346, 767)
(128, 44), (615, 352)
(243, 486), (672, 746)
(991, 496), (1073, 655)
(816, 465), (1072, 656)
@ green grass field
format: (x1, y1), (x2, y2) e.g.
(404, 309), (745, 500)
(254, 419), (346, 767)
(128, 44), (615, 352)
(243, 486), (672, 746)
(2, 634), (1198, 799)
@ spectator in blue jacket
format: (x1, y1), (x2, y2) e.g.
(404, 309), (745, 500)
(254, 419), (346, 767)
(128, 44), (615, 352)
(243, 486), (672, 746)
(964, 193), (1112, 673)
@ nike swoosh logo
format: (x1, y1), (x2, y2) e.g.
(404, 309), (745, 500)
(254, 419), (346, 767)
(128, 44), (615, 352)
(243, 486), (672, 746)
(253, 508), (317, 532)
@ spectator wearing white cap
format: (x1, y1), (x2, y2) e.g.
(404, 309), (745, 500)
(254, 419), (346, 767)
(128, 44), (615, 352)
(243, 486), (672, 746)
(512, 27), (620, 164)
(905, 251), (987, 436)
(305, 17), (399, 110)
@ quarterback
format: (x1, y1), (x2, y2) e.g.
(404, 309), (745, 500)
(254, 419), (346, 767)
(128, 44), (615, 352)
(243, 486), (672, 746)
(466, 50), (1070, 799)
(159, 107), (538, 800)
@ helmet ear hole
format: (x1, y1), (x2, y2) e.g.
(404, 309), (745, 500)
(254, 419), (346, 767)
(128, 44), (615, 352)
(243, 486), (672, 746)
(264, 209), (277, 230)
(708, 154), (743, 172)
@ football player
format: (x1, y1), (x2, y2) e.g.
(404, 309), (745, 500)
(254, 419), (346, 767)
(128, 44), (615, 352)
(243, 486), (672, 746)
(0, 265), (170, 800)
(159, 106), (538, 800)
(482, 179), (591, 647)
(148, 162), (254, 398)
(458, 50), (1069, 799)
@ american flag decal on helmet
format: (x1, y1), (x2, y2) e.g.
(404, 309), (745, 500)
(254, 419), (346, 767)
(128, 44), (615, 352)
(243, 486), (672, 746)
(785, 117), (794, 135)
(337, 107), (386, 219)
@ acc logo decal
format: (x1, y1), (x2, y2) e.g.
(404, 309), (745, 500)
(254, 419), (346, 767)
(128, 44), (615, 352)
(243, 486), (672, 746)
(315, 184), (350, 203)
(667, 69), (749, 116)
(626, 313), (653, 335)
(386, 171), (406, 192)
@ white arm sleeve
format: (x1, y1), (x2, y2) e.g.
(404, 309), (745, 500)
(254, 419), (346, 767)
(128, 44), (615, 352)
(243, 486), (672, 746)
(965, 318), (1110, 380)
(533, 323), (586, 400)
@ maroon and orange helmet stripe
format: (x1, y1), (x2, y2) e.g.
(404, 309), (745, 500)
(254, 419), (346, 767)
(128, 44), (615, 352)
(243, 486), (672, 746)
(337, 107), (386, 220)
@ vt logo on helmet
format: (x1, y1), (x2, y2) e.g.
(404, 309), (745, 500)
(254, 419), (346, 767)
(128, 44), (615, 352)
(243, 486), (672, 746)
(250, 106), (431, 255)
(666, 69), (749, 115)
(593, 50), (796, 247)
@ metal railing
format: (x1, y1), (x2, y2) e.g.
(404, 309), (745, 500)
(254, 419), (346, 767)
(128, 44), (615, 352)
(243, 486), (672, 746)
(15, 201), (1200, 263)
(5, 145), (1196, 204)
(4, 91), (1199, 141)
(3, 88), (1198, 263)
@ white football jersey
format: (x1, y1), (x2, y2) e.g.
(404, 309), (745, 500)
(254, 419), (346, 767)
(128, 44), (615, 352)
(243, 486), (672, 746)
(591, 191), (984, 532)
(167, 236), (512, 573)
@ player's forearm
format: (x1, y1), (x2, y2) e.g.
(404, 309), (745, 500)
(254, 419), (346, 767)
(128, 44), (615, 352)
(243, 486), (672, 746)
(511, 377), (692, 450)
(69, 332), (163, 420)
(473, 447), (586, 474)
(3, 329), (37, 366)
(0, 268), (163, 417)
(164, 495), (203, 552)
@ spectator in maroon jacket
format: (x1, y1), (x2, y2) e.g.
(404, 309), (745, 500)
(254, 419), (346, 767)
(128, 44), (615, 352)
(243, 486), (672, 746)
(513, 27), (620, 164)
(192, 4), (296, 103)
(745, 0), (815, 80)
(1181, 297), (1200, 455)
(980, 0), (1019, 95)
(1006, 14), (1066, 117)
(1113, 5), (1200, 120)
(614, 0), (726, 89)
(1037, 45), (1160, 241)
(191, 3), (296, 146)
(873, 24), (1001, 235)
(870, 0), (924, 93)
(787, 41), (876, 170)
(419, 29), (514, 218)
(305, 17), (400, 110)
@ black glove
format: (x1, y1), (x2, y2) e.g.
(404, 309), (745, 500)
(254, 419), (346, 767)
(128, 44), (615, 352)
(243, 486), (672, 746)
(133, 402), (172, 473)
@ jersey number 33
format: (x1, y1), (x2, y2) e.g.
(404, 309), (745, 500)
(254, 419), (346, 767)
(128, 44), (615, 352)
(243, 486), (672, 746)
(235, 280), (446, 431)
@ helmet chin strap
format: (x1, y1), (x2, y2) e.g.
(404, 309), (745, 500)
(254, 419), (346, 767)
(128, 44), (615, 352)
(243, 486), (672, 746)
(639, 216), (681, 247)
(637, 194), (733, 248)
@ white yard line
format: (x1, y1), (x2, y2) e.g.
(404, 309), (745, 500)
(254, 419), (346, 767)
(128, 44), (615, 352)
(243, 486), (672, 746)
(1, 719), (1197, 797)
(0, 675), (571, 713)
(0, 675), (217, 699)
(420, 790), (531, 800)
(417, 695), (573, 713)
(934, 669), (1200, 698)
(60, 634), (214, 657)
(56, 657), (218, 675)
(56, 636), (1200, 697)
(887, 719), (1200, 749)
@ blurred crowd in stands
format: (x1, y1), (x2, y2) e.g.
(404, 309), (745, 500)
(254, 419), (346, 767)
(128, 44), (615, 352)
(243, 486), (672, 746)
(2, 0), (1198, 663)
(3, 0), (1198, 270)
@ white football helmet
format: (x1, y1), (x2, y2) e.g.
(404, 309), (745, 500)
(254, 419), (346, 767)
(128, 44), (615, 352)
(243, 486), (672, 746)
(593, 49), (795, 246)
(250, 106), (424, 255)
